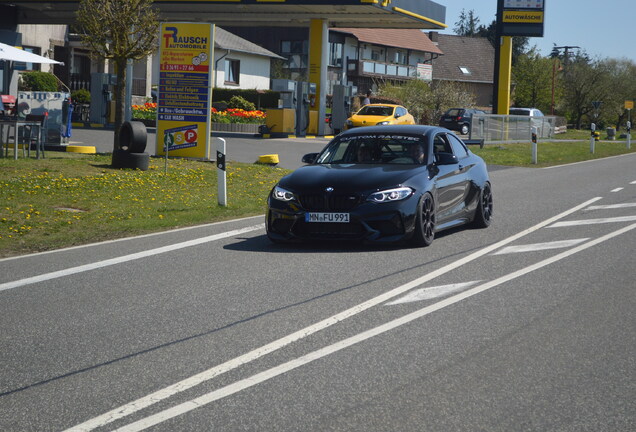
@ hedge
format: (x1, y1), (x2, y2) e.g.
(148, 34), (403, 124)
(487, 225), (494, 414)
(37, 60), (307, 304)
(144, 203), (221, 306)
(212, 88), (280, 109)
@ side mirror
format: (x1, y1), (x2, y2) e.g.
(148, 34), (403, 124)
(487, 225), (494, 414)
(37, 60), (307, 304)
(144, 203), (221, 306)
(302, 153), (319, 164)
(435, 153), (458, 165)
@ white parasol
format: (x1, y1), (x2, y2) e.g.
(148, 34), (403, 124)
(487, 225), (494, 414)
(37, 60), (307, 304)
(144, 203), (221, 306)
(0, 42), (63, 64)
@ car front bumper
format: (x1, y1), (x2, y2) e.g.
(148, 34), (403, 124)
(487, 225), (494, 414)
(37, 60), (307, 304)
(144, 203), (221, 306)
(266, 196), (419, 244)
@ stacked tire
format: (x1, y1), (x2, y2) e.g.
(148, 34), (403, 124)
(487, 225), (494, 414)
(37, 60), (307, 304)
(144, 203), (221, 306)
(112, 121), (150, 170)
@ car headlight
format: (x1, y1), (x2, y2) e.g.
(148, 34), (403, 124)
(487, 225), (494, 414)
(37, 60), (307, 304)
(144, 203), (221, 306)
(376, 121), (391, 126)
(367, 187), (414, 203)
(272, 185), (296, 202)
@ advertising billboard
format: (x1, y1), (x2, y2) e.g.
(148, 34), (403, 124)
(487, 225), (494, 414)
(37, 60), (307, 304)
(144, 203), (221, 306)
(156, 22), (215, 159)
(501, 0), (545, 37)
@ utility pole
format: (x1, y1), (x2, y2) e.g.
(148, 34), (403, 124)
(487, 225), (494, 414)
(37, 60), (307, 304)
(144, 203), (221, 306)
(550, 46), (579, 115)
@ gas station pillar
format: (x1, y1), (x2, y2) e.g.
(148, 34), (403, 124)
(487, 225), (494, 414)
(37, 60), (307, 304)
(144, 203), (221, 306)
(309, 19), (328, 136)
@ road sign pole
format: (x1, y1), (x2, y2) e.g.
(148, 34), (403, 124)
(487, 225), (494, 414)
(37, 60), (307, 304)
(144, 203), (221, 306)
(627, 108), (632, 150)
(590, 123), (596, 154)
(531, 126), (538, 164)
(217, 138), (227, 206)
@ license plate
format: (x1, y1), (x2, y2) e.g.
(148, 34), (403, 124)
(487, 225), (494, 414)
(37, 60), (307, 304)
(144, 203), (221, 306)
(305, 212), (350, 223)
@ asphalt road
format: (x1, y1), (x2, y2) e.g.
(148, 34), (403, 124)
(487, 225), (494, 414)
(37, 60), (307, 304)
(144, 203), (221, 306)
(1, 143), (635, 431)
(68, 127), (329, 170)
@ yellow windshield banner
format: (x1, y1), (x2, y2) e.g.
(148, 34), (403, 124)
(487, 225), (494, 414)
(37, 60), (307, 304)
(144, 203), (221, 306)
(156, 22), (215, 159)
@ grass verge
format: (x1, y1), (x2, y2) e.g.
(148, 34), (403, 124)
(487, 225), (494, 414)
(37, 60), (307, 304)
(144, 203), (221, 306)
(474, 139), (636, 167)
(0, 153), (289, 258)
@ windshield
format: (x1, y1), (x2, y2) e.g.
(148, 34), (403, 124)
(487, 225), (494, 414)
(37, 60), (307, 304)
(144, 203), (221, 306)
(315, 134), (428, 165)
(356, 106), (395, 117)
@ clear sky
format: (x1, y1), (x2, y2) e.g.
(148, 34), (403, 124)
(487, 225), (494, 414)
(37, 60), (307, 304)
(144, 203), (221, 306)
(439, 1), (635, 62)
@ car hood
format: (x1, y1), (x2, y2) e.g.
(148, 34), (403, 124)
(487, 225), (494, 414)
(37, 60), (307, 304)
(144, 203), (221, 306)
(348, 114), (393, 126)
(278, 164), (428, 194)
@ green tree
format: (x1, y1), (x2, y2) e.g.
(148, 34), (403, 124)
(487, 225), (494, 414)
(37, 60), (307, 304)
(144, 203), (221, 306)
(377, 80), (475, 125)
(76, 0), (159, 148)
(454, 9), (480, 36)
(512, 49), (558, 113)
(601, 59), (636, 130)
(561, 53), (611, 129)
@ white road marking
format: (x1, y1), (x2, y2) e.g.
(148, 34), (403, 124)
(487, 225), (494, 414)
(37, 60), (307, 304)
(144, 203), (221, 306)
(541, 152), (636, 169)
(492, 239), (589, 255)
(386, 281), (481, 305)
(549, 215), (636, 228)
(611, 188), (624, 192)
(0, 225), (264, 292)
(587, 203), (636, 210)
(0, 216), (264, 263)
(630, 181), (636, 184)
(64, 197), (602, 432)
(113, 222), (636, 432)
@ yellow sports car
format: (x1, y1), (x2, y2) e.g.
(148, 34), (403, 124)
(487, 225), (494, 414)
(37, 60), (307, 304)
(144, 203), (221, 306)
(345, 104), (416, 129)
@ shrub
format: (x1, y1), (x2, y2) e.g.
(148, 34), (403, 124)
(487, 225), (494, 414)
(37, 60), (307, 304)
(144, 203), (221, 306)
(19, 71), (59, 92)
(228, 95), (256, 111)
(71, 88), (91, 104)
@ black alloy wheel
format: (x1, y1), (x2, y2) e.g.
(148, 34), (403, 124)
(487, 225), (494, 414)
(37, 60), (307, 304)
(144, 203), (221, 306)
(413, 192), (436, 246)
(473, 182), (493, 228)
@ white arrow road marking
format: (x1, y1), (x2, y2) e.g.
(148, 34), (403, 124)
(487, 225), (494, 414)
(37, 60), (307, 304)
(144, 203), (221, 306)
(111, 222), (636, 432)
(492, 239), (589, 255)
(549, 216), (636, 228)
(0, 224), (265, 292)
(63, 197), (603, 432)
(611, 188), (624, 192)
(587, 203), (636, 210)
(386, 281), (482, 305)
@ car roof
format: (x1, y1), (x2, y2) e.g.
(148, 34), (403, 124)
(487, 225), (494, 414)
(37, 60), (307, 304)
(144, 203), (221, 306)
(361, 103), (402, 108)
(338, 124), (449, 137)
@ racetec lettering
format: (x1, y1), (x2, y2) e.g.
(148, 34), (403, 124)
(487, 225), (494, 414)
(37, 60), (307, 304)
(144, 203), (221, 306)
(502, 10), (543, 23)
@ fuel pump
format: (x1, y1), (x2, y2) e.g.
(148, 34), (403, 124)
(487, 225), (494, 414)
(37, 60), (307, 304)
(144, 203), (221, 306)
(331, 84), (355, 134)
(295, 82), (313, 136)
(89, 73), (116, 125)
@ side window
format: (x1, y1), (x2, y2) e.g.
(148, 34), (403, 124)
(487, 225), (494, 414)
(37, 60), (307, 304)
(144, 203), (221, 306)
(433, 133), (452, 155)
(396, 107), (406, 117)
(447, 134), (469, 159)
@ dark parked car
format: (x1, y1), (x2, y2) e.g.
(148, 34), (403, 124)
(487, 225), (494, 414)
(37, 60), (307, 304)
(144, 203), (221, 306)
(266, 125), (493, 246)
(439, 108), (485, 135)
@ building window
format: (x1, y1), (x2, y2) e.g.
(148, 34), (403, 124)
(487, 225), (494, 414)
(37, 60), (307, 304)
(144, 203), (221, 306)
(371, 49), (382, 61)
(14, 46), (41, 71)
(394, 51), (407, 64)
(459, 66), (471, 75)
(225, 59), (240, 85)
(281, 40), (307, 55)
(329, 42), (343, 67)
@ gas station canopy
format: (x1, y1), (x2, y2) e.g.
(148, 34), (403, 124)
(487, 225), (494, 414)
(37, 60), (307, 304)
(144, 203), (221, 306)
(5, 0), (446, 29)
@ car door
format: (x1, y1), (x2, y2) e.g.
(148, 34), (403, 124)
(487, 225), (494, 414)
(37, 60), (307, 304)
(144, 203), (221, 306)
(432, 133), (471, 226)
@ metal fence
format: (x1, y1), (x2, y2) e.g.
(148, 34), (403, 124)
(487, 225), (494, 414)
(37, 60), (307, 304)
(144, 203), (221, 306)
(470, 114), (557, 143)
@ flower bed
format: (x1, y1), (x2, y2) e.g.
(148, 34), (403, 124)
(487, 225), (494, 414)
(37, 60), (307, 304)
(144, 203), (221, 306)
(131, 102), (266, 125)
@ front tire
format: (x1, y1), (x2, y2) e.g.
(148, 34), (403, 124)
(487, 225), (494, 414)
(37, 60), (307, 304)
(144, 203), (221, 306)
(412, 193), (436, 247)
(472, 182), (493, 228)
